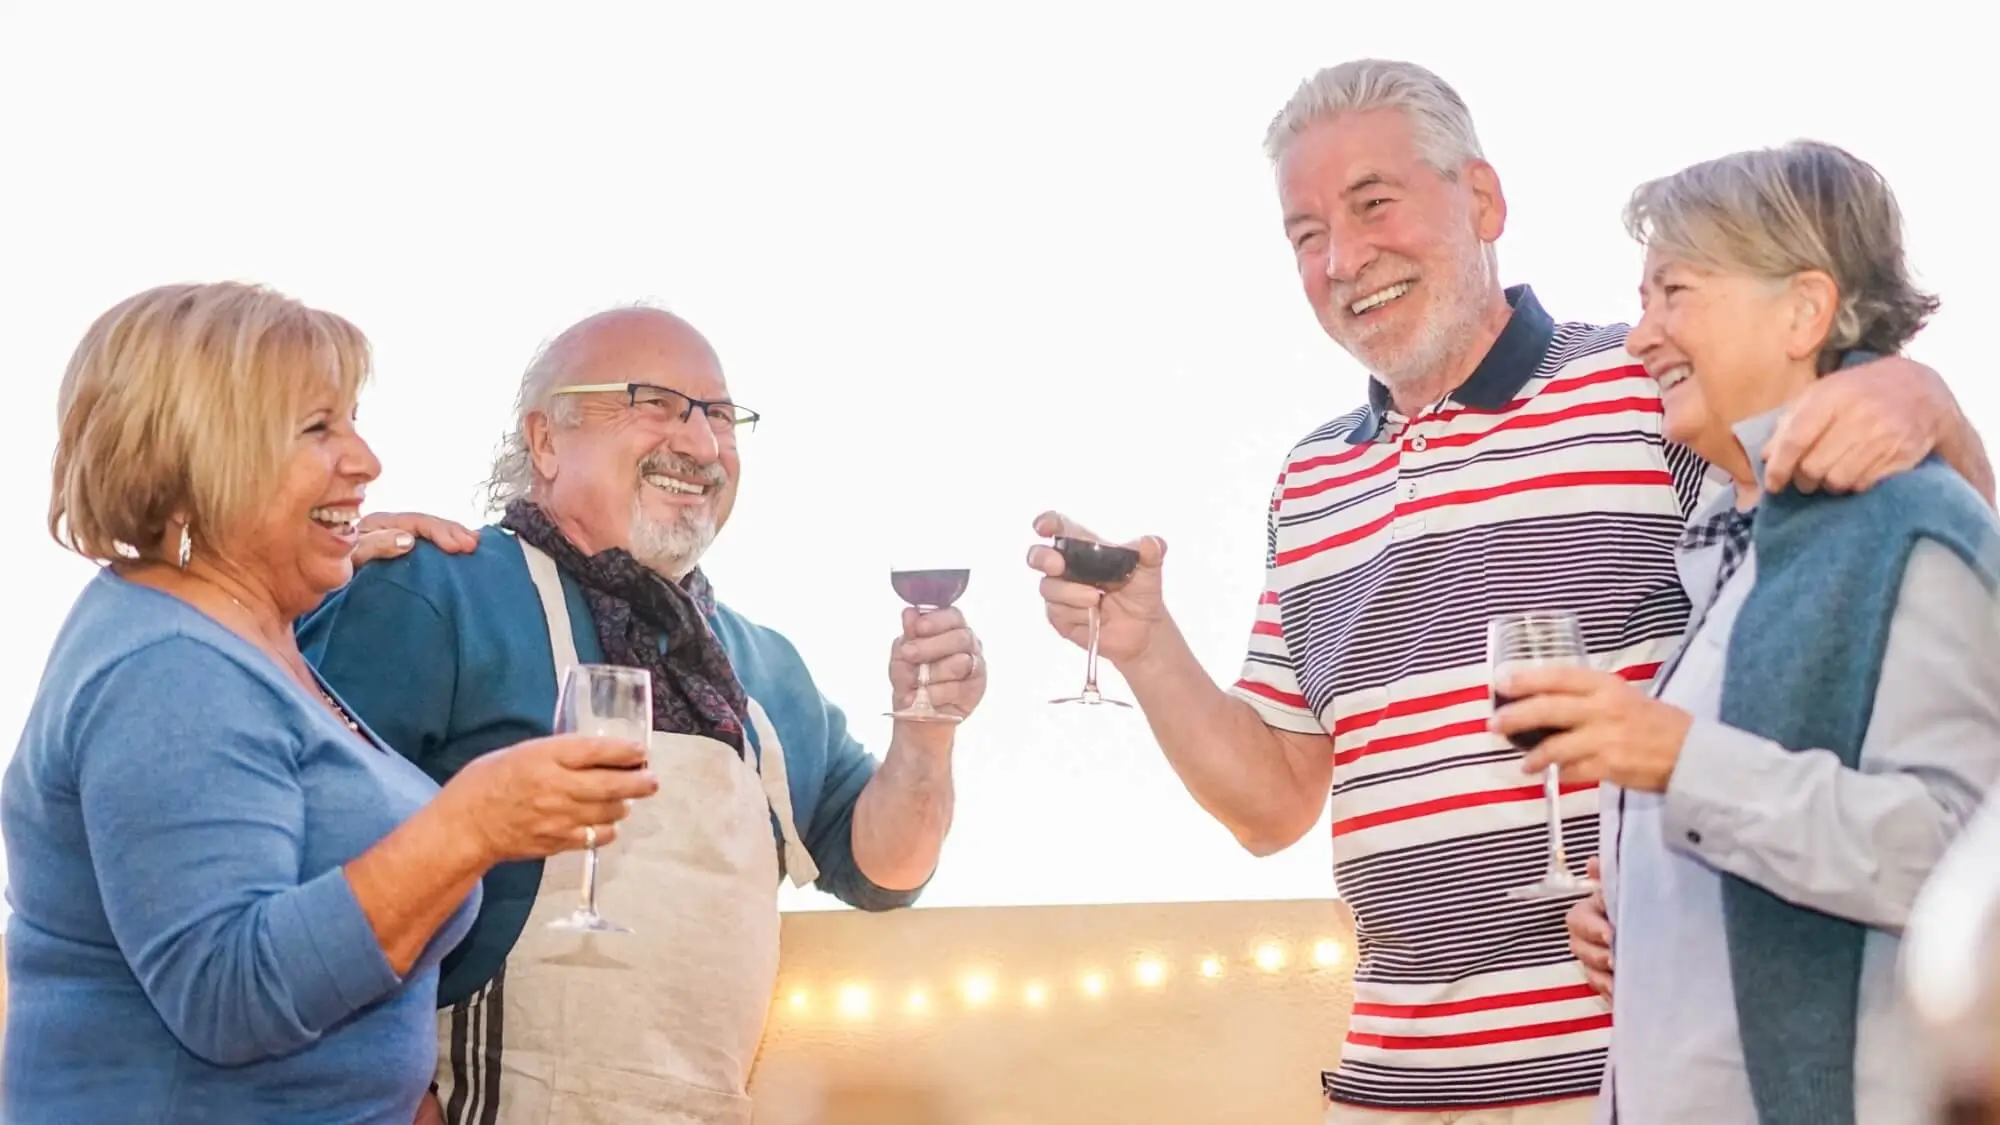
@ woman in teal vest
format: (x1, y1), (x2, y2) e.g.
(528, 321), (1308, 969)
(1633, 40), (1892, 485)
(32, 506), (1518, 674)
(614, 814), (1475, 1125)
(1492, 141), (2000, 1125)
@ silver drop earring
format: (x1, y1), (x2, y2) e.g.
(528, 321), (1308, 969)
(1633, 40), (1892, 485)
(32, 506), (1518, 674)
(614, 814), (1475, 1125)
(177, 525), (192, 569)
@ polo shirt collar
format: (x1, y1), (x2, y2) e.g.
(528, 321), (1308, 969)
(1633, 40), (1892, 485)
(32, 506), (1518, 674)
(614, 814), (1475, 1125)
(1347, 284), (1556, 444)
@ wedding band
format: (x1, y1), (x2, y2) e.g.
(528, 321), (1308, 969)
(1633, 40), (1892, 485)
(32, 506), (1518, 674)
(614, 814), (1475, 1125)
(584, 824), (598, 849)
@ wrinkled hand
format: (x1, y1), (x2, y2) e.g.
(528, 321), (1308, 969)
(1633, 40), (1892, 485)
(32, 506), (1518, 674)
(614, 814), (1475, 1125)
(438, 734), (657, 864)
(891, 607), (985, 726)
(1025, 511), (1169, 668)
(1491, 665), (1692, 793)
(1567, 856), (1614, 1001)
(1764, 355), (1950, 495)
(353, 511), (481, 566)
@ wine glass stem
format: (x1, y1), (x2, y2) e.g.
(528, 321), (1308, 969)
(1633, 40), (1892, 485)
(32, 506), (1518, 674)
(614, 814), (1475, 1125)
(1542, 764), (1569, 874)
(912, 660), (935, 712)
(580, 841), (601, 915)
(1083, 603), (1104, 696)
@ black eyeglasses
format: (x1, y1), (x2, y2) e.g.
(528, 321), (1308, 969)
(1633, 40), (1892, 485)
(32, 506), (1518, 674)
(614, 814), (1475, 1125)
(550, 382), (759, 433)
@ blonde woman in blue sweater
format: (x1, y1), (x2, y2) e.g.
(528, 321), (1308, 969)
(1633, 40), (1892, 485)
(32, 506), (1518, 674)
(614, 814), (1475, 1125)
(2, 282), (658, 1124)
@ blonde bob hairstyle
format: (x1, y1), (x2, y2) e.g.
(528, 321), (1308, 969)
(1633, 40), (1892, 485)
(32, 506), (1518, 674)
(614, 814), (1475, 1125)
(1623, 139), (1939, 372)
(49, 281), (373, 565)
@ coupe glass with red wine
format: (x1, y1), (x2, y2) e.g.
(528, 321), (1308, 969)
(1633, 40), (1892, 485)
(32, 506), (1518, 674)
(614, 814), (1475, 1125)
(887, 567), (971, 724)
(1488, 609), (1598, 901)
(1048, 536), (1141, 708)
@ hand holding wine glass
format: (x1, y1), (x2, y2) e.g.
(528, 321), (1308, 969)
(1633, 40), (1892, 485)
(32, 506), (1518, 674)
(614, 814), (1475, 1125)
(433, 725), (656, 865)
(1026, 511), (1170, 673)
(886, 567), (986, 725)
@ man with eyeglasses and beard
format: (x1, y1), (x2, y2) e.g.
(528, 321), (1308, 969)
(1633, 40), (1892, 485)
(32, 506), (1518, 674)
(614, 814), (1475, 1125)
(298, 305), (983, 1125)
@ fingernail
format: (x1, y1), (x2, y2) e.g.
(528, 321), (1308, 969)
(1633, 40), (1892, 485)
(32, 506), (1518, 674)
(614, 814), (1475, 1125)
(395, 533), (414, 548)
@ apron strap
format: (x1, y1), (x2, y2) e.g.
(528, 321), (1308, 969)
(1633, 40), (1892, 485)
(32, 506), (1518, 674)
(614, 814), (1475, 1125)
(745, 700), (819, 889)
(519, 541), (583, 673)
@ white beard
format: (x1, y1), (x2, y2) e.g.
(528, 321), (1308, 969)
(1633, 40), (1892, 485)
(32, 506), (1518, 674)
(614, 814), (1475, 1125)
(629, 493), (717, 581)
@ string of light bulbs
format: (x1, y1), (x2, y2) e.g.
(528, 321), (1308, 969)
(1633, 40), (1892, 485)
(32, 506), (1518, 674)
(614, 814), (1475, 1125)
(778, 937), (1348, 1020)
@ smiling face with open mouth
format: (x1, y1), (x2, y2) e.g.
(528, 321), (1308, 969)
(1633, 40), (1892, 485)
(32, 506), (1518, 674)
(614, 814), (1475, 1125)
(530, 309), (743, 580)
(1628, 244), (1820, 467)
(1277, 107), (1508, 404)
(223, 389), (383, 617)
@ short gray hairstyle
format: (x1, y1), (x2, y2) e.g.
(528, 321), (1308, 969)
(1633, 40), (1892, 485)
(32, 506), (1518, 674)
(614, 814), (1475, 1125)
(1263, 58), (1486, 175)
(480, 301), (669, 514)
(1623, 140), (1939, 369)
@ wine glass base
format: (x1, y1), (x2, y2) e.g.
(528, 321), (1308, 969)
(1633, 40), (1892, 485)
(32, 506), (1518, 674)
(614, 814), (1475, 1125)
(885, 708), (963, 724)
(1505, 875), (1599, 902)
(1049, 693), (1133, 708)
(546, 910), (632, 934)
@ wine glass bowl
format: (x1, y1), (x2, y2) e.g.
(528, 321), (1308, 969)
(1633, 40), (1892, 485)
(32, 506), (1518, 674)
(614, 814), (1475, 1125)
(890, 568), (970, 610)
(1488, 610), (1597, 901)
(1048, 535), (1139, 708)
(886, 567), (971, 724)
(1052, 537), (1139, 589)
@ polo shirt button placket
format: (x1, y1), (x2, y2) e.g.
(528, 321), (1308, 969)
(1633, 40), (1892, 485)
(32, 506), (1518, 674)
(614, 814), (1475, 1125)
(1394, 420), (1426, 539)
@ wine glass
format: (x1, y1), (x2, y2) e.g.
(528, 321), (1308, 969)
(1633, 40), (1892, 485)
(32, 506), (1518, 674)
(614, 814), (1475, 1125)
(1488, 610), (1598, 901)
(546, 663), (651, 934)
(1048, 536), (1140, 708)
(886, 567), (971, 724)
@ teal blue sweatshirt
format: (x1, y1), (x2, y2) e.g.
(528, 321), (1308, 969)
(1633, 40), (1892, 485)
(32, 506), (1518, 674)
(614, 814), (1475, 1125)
(296, 526), (920, 1006)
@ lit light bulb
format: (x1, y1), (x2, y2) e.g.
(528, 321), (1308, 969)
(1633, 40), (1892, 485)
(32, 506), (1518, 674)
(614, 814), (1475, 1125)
(1313, 939), (1345, 967)
(906, 988), (929, 1013)
(1024, 982), (1048, 1008)
(1255, 942), (1287, 972)
(836, 983), (872, 1019)
(962, 974), (995, 1006)
(1200, 956), (1223, 979)
(1135, 958), (1167, 988)
(788, 989), (809, 1011)
(1081, 972), (1106, 998)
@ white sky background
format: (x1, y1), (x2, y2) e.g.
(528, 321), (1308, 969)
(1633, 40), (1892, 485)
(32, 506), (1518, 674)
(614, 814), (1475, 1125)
(0, 1), (1992, 914)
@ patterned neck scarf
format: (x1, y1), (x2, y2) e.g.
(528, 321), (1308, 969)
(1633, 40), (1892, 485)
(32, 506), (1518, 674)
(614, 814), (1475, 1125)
(500, 499), (746, 756)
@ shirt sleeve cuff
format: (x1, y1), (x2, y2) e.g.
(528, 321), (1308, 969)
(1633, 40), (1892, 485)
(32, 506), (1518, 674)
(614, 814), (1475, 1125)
(266, 866), (403, 1030)
(1228, 684), (1324, 735)
(1660, 717), (1783, 863)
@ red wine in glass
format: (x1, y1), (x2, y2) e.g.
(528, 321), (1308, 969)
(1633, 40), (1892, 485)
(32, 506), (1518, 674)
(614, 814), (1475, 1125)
(1488, 610), (1596, 901)
(1049, 536), (1140, 708)
(887, 567), (970, 724)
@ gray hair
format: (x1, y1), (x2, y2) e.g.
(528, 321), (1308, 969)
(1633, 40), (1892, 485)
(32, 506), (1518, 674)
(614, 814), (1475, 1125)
(1263, 58), (1486, 175)
(480, 301), (669, 514)
(1623, 140), (1939, 369)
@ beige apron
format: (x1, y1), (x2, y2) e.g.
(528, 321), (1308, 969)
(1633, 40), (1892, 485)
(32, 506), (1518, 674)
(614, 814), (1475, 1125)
(434, 542), (818, 1125)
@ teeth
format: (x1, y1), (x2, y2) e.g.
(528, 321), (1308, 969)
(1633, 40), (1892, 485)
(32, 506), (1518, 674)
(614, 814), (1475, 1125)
(309, 506), (359, 532)
(1657, 364), (1692, 391)
(644, 473), (706, 495)
(1350, 282), (1413, 316)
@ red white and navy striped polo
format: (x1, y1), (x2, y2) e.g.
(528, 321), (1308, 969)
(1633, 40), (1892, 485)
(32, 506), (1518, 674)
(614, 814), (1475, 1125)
(1233, 286), (1713, 1111)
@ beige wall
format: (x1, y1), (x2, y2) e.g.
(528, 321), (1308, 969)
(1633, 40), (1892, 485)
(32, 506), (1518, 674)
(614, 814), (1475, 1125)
(0, 898), (1357, 1122)
(752, 898), (1356, 1125)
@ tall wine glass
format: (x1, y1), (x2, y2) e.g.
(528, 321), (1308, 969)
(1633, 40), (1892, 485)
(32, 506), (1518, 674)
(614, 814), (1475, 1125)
(1049, 536), (1140, 708)
(887, 567), (971, 724)
(546, 663), (651, 934)
(1488, 610), (1598, 901)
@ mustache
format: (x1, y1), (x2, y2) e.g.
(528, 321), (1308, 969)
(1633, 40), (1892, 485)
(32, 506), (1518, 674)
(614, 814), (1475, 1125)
(641, 451), (728, 487)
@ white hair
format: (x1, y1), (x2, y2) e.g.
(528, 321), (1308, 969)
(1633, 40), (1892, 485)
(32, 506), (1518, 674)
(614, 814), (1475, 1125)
(1263, 58), (1486, 176)
(480, 300), (670, 514)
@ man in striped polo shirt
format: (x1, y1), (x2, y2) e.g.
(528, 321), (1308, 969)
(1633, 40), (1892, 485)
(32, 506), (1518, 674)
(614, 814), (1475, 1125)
(1027, 59), (1991, 1124)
